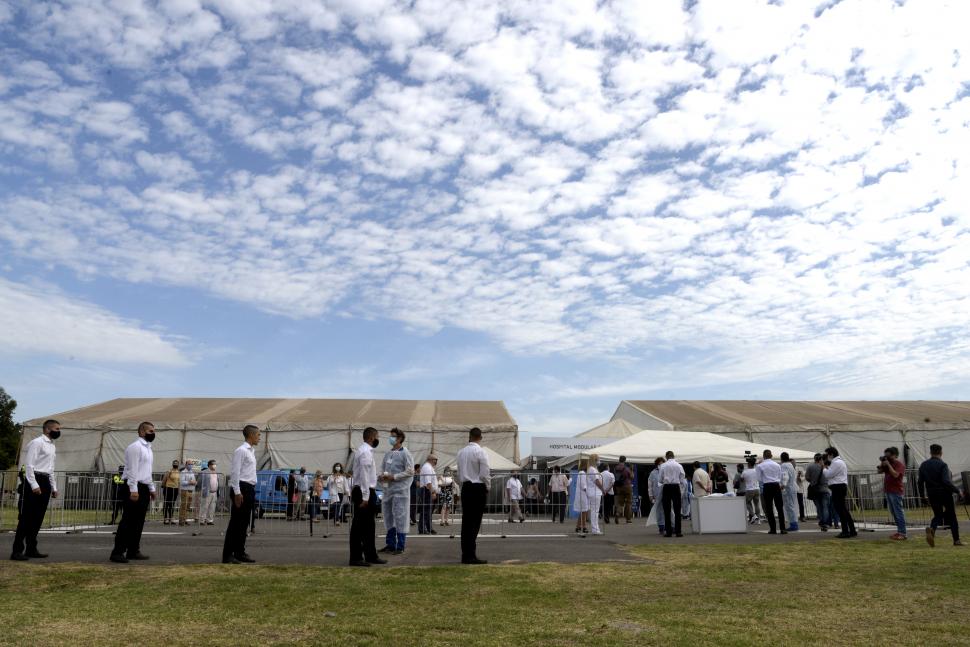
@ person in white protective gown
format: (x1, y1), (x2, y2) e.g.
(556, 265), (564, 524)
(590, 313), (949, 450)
(379, 428), (414, 555)
(573, 458), (590, 533)
(587, 456), (604, 535)
(780, 452), (799, 531)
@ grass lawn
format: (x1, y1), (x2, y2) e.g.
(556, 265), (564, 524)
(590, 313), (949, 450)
(2, 540), (968, 646)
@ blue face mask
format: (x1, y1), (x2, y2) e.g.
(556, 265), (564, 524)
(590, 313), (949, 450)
(389, 437), (397, 447)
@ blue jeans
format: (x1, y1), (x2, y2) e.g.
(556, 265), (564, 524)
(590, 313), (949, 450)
(886, 492), (906, 535)
(815, 491), (831, 526)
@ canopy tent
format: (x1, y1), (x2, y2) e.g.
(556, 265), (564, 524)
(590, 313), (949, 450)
(550, 429), (816, 467)
(575, 418), (641, 439)
(442, 445), (520, 472)
(21, 398), (518, 474)
(611, 400), (970, 472)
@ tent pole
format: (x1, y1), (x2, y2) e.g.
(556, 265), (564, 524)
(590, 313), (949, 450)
(179, 423), (187, 463)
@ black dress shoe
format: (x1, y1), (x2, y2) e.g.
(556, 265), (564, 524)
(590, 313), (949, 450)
(461, 558), (488, 564)
(110, 553), (129, 563)
(378, 546), (394, 553)
(429, 528), (438, 534)
(349, 560), (371, 567)
(836, 533), (852, 538)
(236, 554), (255, 563)
(675, 533), (684, 537)
(780, 530), (788, 535)
(223, 556), (241, 564)
(366, 557), (387, 565)
(10, 553), (28, 561)
(25, 551), (48, 558)
(128, 552), (150, 560)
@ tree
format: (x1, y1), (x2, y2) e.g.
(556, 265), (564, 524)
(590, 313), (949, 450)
(0, 387), (22, 470)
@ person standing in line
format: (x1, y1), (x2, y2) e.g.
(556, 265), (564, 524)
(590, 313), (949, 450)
(612, 456), (634, 524)
(457, 427), (490, 564)
(599, 463), (615, 528)
(161, 460), (180, 525)
(110, 422), (157, 563)
(524, 477), (540, 518)
(199, 459), (219, 526)
(823, 447), (856, 538)
(109, 465), (125, 525)
(506, 472), (526, 523)
(780, 453), (798, 532)
(680, 470), (692, 520)
(648, 457), (666, 535)
(586, 459), (605, 535)
(309, 470), (324, 522)
(286, 469), (297, 521)
(222, 425), (259, 564)
(438, 467), (458, 526)
(178, 460), (196, 526)
(549, 466), (570, 523)
(573, 459), (590, 533)
(692, 462), (711, 499)
(877, 447), (907, 541)
(918, 444), (962, 547)
(379, 428), (414, 555)
(325, 463), (349, 525)
(659, 451), (685, 538)
(11, 420), (60, 561)
(756, 450), (786, 535)
(805, 453), (831, 531)
(348, 427), (386, 567)
(418, 454), (439, 535)
(742, 458), (763, 524)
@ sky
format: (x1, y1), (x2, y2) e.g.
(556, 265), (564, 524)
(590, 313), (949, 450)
(1, 0), (969, 457)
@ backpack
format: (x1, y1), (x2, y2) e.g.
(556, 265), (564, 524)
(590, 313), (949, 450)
(614, 464), (628, 487)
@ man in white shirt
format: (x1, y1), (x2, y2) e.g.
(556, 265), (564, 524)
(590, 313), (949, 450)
(418, 455), (439, 535)
(222, 425), (260, 564)
(823, 446), (857, 538)
(11, 419), (60, 561)
(742, 458), (763, 524)
(691, 462), (711, 498)
(506, 472), (525, 523)
(199, 459), (219, 526)
(111, 422), (157, 563)
(548, 465), (571, 523)
(659, 451), (685, 537)
(348, 427), (386, 567)
(756, 449), (787, 535)
(600, 463), (616, 527)
(456, 427), (490, 564)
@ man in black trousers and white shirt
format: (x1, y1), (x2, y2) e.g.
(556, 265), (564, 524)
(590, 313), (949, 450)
(457, 427), (490, 564)
(348, 427), (386, 567)
(111, 422), (157, 563)
(659, 450), (685, 537)
(755, 449), (787, 535)
(11, 419), (60, 561)
(223, 425), (260, 564)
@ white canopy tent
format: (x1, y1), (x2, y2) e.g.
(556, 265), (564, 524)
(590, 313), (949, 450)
(550, 429), (816, 467)
(442, 445), (520, 472)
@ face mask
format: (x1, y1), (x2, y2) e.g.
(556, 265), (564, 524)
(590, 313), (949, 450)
(335, 467), (342, 472)
(48, 430), (61, 440)
(369, 438), (379, 448)
(389, 437), (397, 446)
(144, 432), (155, 443)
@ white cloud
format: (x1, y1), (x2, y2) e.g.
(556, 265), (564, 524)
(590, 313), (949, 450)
(0, 278), (190, 367)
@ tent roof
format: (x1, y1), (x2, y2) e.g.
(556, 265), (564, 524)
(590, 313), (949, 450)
(576, 419), (641, 439)
(551, 429), (816, 467)
(623, 400), (970, 427)
(443, 445), (519, 471)
(25, 398), (517, 432)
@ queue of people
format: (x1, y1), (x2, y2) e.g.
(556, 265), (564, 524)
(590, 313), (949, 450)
(11, 421), (967, 564)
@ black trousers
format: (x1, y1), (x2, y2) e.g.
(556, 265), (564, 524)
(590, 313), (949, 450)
(762, 482), (785, 532)
(797, 493), (805, 520)
(830, 483), (856, 534)
(460, 482), (486, 560)
(113, 483), (151, 557)
(12, 473), (52, 555)
(551, 491), (567, 522)
(661, 484), (682, 536)
(603, 493), (615, 521)
(928, 491), (960, 542)
(162, 486), (178, 520)
(417, 487), (434, 533)
(349, 486), (378, 563)
(222, 482), (255, 561)
(110, 494), (125, 523)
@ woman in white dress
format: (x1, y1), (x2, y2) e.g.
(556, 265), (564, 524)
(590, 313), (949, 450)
(573, 458), (590, 533)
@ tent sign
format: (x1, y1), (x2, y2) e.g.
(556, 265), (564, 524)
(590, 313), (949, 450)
(531, 437), (611, 457)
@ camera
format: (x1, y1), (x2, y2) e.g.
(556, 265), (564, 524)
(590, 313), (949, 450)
(879, 456), (887, 462)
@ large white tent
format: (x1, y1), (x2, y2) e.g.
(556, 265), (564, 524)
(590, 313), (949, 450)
(20, 398), (519, 474)
(550, 429), (816, 467)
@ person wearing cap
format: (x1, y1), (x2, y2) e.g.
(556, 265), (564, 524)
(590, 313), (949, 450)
(161, 460), (180, 525)
(11, 420), (60, 561)
(418, 454), (439, 535)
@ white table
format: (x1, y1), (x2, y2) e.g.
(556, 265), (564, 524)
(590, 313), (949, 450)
(690, 495), (747, 534)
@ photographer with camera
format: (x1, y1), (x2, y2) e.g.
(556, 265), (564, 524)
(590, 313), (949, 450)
(877, 447), (907, 540)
